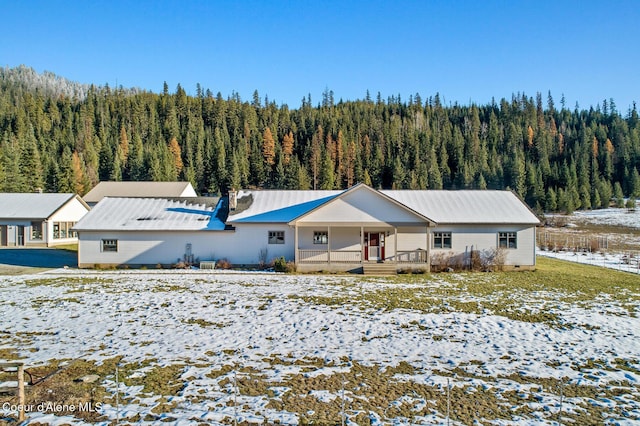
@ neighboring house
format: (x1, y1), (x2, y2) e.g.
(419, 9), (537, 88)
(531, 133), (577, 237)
(74, 183), (540, 272)
(0, 193), (90, 247)
(74, 197), (224, 267)
(83, 181), (198, 206)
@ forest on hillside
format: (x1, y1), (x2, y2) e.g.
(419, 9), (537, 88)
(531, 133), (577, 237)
(1, 65), (639, 213)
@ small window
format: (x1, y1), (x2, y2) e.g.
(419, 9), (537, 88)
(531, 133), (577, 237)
(313, 231), (328, 245)
(102, 239), (118, 252)
(31, 221), (43, 240)
(498, 232), (517, 249)
(268, 231), (285, 244)
(433, 232), (452, 249)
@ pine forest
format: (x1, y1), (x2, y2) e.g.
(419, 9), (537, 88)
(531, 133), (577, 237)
(1, 65), (639, 214)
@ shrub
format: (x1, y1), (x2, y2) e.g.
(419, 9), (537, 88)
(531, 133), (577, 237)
(216, 258), (232, 269)
(273, 257), (295, 273)
(258, 248), (269, 269)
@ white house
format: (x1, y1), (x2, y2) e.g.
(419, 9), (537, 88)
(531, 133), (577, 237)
(0, 193), (90, 247)
(74, 184), (540, 272)
(83, 181), (198, 206)
(74, 197), (226, 268)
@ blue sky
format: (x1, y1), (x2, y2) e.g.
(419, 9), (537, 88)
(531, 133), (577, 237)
(2, 1), (638, 111)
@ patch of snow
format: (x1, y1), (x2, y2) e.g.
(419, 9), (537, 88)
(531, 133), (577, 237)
(0, 270), (638, 424)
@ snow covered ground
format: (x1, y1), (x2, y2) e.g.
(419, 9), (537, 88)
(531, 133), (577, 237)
(1, 268), (639, 425)
(539, 201), (640, 274)
(538, 249), (640, 275)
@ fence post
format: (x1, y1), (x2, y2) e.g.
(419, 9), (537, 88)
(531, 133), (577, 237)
(17, 363), (25, 422)
(446, 378), (451, 426)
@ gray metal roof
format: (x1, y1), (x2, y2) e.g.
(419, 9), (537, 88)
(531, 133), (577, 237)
(73, 197), (225, 231)
(83, 181), (197, 203)
(381, 190), (540, 224)
(0, 193), (81, 219)
(228, 187), (539, 225)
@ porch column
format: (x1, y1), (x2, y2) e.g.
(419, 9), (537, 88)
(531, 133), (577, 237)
(327, 225), (331, 264)
(294, 224), (299, 265)
(394, 227), (398, 262)
(426, 225), (431, 270)
(360, 226), (364, 264)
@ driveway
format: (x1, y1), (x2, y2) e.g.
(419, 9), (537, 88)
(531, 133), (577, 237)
(0, 248), (77, 268)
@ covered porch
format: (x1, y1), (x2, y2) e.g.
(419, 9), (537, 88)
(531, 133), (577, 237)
(287, 183), (435, 273)
(293, 224), (431, 273)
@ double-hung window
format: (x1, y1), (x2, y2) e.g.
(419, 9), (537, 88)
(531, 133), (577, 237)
(313, 231), (328, 244)
(101, 239), (118, 252)
(498, 232), (517, 249)
(433, 232), (452, 249)
(31, 221), (43, 240)
(268, 231), (285, 244)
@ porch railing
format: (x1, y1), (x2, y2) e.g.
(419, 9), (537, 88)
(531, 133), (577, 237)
(298, 249), (361, 263)
(395, 249), (428, 263)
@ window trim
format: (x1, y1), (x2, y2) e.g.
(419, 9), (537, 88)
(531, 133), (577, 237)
(433, 232), (452, 249)
(30, 221), (43, 240)
(53, 221), (77, 239)
(313, 231), (328, 245)
(498, 232), (517, 249)
(268, 230), (285, 245)
(101, 239), (118, 252)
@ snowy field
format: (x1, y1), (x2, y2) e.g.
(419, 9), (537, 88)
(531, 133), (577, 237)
(1, 265), (639, 425)
(539, 201), (640, 274)
(537, 250), (640, 275)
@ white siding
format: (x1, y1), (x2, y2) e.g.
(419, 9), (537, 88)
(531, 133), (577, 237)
(226, 225), (294, 264)
(298, 227), (360, 251)
(78, 231), (223, 267)
(431, 225), (536, 266)
(47, 197), (90, 246)
(396, 227), (429, 252)
(300, 188), (426, 225)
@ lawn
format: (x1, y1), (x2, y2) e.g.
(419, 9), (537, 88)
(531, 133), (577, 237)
(1, 257), (639, 425)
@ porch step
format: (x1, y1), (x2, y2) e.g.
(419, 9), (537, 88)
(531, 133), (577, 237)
(362, 262), (397, 276)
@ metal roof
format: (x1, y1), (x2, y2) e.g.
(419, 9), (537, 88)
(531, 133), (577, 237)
(227, 190), (341, 223)
(73, 197), (225, 231)
(0, 193), (82, 219)
(381, 190), (540, 224)
(228, 187), (539, 225)
(83, 181), (197, 203)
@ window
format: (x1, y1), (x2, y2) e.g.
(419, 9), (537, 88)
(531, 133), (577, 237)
(268, 231), (285, 244)
(53, 222), (77, 239)
(313, 231), (328, 245)
(102, 239), (118, 252)
(433, 232), (452, 249)
(498, 232), (517, 249)
(31, 221), (43, 240)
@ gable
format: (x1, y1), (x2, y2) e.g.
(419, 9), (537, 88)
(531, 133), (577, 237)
(293, 185), (432, 225)
(83, 181), (197, 204)
(0, 193), (84, 220)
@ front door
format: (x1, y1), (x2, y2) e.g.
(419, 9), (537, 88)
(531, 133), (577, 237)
(17, 226), (25, 246)
(366, 232), (385, 261)
(0, 225), (7, 246)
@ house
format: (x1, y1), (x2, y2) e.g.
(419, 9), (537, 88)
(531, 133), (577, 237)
(74, 196), (225, 267)
(74, 183), (540, 272)
(82, 181), (198, 206)
(0, 193), (90, 247)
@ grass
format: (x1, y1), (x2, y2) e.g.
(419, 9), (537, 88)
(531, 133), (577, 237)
(54, 243), (79, 252)
(0, 357), (186, 424)
(200, 357), (639, 425)
(1, 257), (638, 424)
(290, 257), (639, 326)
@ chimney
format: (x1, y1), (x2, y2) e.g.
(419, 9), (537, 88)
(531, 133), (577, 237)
(229, 189), (237, 211)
